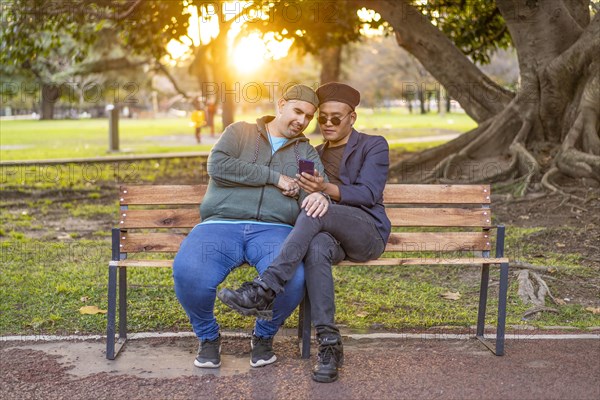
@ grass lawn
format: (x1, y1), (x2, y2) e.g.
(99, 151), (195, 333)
(2, 228), (598, 336)
(0, 110), (476, 161)
(1, 159), (598, 337)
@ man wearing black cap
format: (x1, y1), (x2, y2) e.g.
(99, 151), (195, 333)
(173, 84), (329, 370)
(218, 82), (391, 383)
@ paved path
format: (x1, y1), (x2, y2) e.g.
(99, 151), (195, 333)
(1, 334), (598, 399)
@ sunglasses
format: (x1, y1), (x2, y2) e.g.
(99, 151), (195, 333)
(317, 113), (351, 126)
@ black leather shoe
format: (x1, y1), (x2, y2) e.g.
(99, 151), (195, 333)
(312, 333), (344, 383)
(217, 278), (276, 320)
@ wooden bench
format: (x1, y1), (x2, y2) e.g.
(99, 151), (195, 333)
(106, 184), (509, 360)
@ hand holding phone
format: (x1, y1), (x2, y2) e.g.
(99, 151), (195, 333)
(298, 159), (315, 175)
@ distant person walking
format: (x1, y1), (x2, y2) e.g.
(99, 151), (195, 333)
(191, 98), (207, 144)
(206, 100), (217, 137)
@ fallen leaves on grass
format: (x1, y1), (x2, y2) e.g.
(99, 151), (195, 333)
(585, 307), (600, 315)
(440, 291), (461, 300)
(355, 311), (369, 318)
(79, 306), (107, 315)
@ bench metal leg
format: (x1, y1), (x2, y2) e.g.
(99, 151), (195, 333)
(119, 267), (128, 340)
(298, 290), (312, 359)
(495, 262), (509, 356)
(477, 225), (508, 356)
(106, 228), (126, 360)
(106, 263), (118, 360)
(476, 264), (490, 337)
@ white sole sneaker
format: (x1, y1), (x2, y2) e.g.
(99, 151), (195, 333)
(194, 344), (221, 368)
(250, 337), (277, 367)
(250, 354), (277, 368)
(194, 358), (221, 368)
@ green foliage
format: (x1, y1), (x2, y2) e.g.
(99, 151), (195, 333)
(242, 0), (372, 55)
(415, 1), (512, 64)
(1, 1), (191, 65)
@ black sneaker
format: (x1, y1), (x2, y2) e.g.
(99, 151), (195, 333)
(312, 334), (344, 383)
(194, 335), (221, 368)
(217, 279), (276, 320)
(250, 334), (277, 367)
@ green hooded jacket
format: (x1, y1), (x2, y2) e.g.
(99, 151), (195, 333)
(201, 116), (325, 225)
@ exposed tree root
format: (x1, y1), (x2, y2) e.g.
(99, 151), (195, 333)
(511, 262), (553, 273)
(523, 306), (560, 318)
(516, 269), (562, 315)
(556, 148), (600, 181)
(541, 167), (562, 193)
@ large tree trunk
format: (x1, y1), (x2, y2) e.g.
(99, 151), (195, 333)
(40, 84), (59, 120)
(210, 29), (235, 128)
(320, 46), (342, 84)
(313, 45), (343, 135)
(190, 3), (244, 129)
(367, 0), (600, 190)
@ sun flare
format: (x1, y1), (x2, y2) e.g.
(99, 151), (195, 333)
(166, 6), (293, 72)
(231, 34), (267, 73)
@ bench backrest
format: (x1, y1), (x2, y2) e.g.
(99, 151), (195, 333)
(116, 184), (494, 259)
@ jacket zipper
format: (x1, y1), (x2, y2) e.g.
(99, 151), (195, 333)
(255, 136), (303, 221)
(255, 135), (274, 221)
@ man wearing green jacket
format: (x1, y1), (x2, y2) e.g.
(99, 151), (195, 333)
(173, 85), (329, 369)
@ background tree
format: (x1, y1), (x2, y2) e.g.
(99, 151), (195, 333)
(347, 35), (437, 112)
(242, 0), (369, 84)
(1, 0), (188, 119)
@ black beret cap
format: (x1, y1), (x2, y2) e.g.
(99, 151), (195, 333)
(316, 82), (360, 110)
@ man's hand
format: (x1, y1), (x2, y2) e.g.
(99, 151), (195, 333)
(295, 170), (326, 193)
(277, 175), (300, 197)
(301, 192), (329, 218)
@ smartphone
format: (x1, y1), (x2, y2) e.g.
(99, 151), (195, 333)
(298, 159), (315, 175)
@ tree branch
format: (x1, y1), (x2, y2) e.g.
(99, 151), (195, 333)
(546, 13), (600, 87)
(356, 0), (514, 123)
(30, 0), (143, 21)
(496, 0), (584, 67)
(155, 61), (191, 99)
(53, 57), (148, 78)
(562, 0), (591, 28)
(218, 0), (258, 31)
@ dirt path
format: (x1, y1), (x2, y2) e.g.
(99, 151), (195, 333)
(1, 336), (599, 400)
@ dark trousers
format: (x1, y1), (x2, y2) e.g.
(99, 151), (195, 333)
(261, 204), (386, 332)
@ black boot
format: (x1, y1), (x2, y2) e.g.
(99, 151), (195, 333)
(312, 333), (344, 383)
(217, 278), (276, 320)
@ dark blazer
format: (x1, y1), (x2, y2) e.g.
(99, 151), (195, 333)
(317, 129), (391, 243)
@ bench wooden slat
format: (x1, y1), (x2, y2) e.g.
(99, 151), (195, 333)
(118, 184), (491, 205)
(111, 257), (509, 268)
(386, 232), (492, 251)
(121, 231), (492, 253)
(383, 184), (491, 204)
(118, 208), (491, 229)
(338, 257), (508, 266)
(386, 208), (492, 227)
(120, 209), (200, 228)
(121, 232), (185, 252)
(120, 185), (207, 205)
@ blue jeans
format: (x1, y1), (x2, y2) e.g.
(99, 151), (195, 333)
(172, 223), (305, 341)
